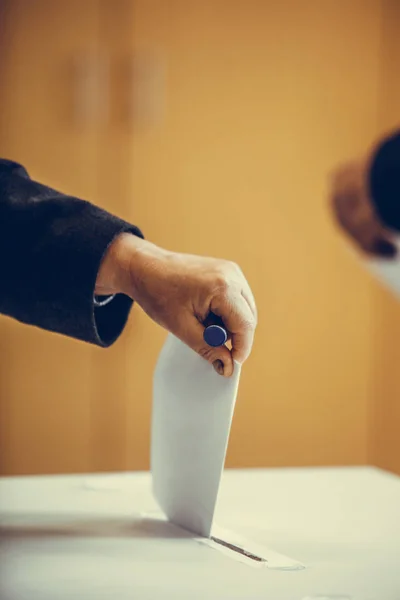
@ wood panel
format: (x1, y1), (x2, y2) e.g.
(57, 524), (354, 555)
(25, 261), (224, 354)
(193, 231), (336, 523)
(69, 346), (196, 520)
(90, 0), (138, 472)
(0, 0), (143, 475)
(370, 0), (400, 475)
(0, 0), (100, 474)
(125, 0), (382, 470)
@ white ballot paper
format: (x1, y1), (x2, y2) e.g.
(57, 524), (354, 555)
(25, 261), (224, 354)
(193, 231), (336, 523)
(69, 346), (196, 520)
(151, 334), (241, 538)
(346, 237), (400, 300)
(368, 246), (400, 299)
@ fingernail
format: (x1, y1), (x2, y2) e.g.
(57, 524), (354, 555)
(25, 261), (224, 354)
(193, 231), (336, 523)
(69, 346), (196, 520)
(212, 359), (225, 376)
(374, 239), (397, 258)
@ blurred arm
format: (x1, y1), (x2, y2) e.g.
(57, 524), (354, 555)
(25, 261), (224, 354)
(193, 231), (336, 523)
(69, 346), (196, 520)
(0, 159), (143, 346)
(331, 129), (400, 257)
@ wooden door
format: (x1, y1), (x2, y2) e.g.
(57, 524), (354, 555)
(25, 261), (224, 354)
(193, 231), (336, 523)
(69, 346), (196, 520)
(0, 0), (128, 475)
(125, 0), (383, 470)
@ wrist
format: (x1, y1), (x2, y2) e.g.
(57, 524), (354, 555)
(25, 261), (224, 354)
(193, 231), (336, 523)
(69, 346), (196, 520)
(96, 233), (168, 300)
(123, 235), (171, 300)
(95, 232), (139, 297)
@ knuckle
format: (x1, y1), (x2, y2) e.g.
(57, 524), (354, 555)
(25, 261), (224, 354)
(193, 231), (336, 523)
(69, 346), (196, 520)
(237, 314), (256, 332)
(212, 260), (242, 281)
(210, 262), (247, 299)
(213, 271), (230, 291)
(198, 346), (217, 361)
(229, 260), (240, 271)
(230, 261), (245, 279)
(244, 317), (257, 331)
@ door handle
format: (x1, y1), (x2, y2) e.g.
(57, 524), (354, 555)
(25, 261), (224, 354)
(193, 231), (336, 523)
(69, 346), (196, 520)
(69, 51), (109, 129)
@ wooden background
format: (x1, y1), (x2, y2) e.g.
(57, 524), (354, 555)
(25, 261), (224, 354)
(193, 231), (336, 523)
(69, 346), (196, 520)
(370, 0), (400, 476)
(0, 0), (399, 475)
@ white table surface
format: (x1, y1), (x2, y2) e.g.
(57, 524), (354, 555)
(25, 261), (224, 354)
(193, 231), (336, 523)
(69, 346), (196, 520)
(0, 466), (399, 600)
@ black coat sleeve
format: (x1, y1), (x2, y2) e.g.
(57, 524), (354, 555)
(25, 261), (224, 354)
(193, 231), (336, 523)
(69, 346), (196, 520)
(370, 130), (400, 232)
(0, 159), (143, 347)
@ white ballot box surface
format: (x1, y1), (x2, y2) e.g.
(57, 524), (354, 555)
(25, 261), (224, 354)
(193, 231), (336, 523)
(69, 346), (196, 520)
(0, 467), (400, 600)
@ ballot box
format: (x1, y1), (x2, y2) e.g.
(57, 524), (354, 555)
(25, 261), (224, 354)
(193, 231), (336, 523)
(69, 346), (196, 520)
(1, 466), (399, 600)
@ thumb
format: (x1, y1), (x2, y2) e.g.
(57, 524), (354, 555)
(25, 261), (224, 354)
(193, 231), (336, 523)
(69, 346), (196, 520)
(176, 315), (234, 377)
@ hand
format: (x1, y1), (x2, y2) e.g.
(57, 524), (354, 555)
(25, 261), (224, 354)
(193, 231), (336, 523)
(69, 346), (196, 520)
(330, 153), (397, 258)
(96, 234), (257, 376)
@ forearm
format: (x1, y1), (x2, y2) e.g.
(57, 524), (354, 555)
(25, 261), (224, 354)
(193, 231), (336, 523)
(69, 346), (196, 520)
(370, 130), (400, 232)
(0, 159), (142, 346)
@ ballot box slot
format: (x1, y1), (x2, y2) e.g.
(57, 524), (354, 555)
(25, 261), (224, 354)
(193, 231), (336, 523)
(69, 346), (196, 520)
(210, 536), (266, 562)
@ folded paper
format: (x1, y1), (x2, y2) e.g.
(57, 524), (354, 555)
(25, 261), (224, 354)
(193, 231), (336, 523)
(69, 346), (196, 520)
(151, 334), (241, 537)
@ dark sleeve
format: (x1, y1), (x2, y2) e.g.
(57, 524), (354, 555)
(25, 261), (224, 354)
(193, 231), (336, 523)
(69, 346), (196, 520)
(0, 159), (143, 347)
(369, 130), (400, 232)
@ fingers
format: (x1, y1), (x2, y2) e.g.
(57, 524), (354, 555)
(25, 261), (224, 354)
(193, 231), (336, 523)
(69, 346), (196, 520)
(173, 280), (256, 377)
(333, 193), (396, 257)
(330, 162), (397, 258)
(211, 291), (256, 364)
(175, 313), (235, 377)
